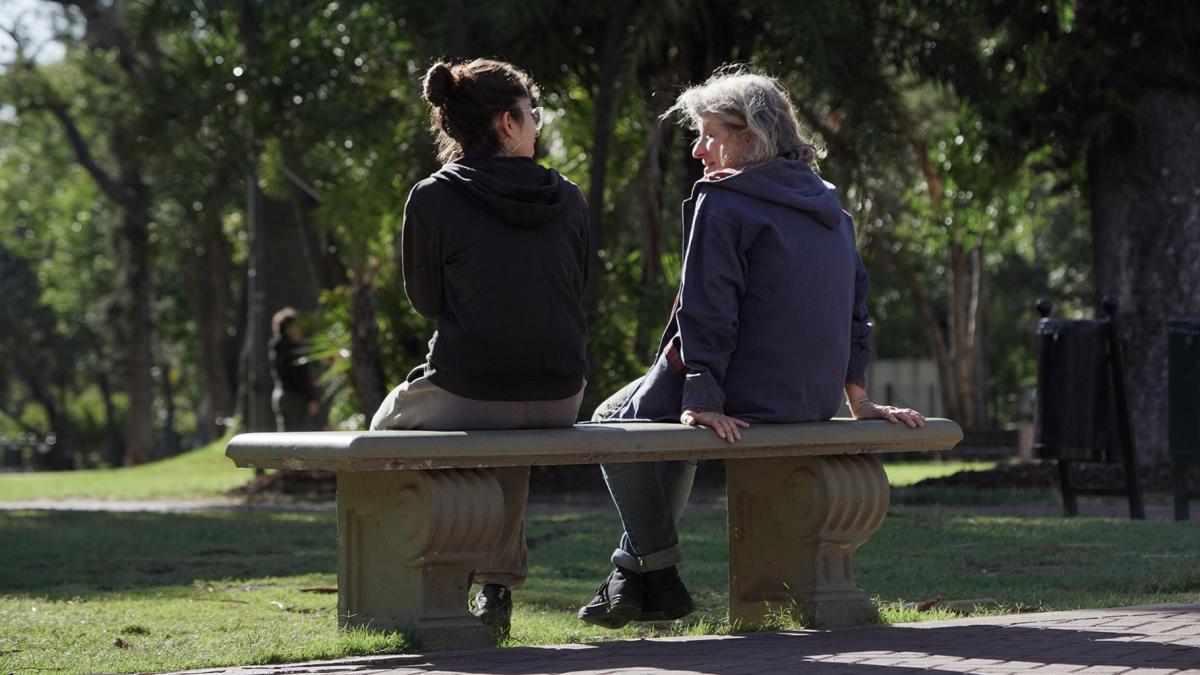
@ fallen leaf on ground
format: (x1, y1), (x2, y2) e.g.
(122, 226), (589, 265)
(112, 638), (131, 649)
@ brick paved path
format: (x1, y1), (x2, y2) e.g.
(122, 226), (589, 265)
(171, 603), (1200, 674)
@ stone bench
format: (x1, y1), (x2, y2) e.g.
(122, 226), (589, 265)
(226, 418), (962, 649)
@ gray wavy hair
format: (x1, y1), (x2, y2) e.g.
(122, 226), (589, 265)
(664, 67), (823, 169)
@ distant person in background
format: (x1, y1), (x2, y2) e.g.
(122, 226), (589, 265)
(269, 307), (320, 432)
(368, 58), (589, 642)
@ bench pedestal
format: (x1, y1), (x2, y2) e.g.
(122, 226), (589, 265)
(727, 454), (888, 628)
(336, 469), (504, 649)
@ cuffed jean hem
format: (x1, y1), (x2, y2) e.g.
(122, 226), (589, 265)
(611, 543), (683, 573)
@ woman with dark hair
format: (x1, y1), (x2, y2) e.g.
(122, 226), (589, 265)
(269, 307), (319, 431)
(370, 59), (589, 641)
(577, 68), (924, 628)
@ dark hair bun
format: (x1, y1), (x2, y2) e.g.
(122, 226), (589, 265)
(423, 62), (455, 106)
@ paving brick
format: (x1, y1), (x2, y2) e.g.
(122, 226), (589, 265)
(163, 602), (1200, 675)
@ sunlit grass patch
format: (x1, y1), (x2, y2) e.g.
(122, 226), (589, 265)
(0, 435), (245, 502)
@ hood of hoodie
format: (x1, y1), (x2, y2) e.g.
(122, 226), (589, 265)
(431, 155), (572, 229)
(699, 158), (846, 229)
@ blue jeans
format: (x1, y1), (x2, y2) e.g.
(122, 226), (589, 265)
(602, 459), (698, 573)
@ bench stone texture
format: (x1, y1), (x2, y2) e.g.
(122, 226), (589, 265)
(227, 419), (962, 649)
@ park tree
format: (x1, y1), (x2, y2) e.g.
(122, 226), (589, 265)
(0, 95), (128, 464)
(967, 1), (1200, 461)
(0, 1), (183, 464)
(2, 0), (1162, 466)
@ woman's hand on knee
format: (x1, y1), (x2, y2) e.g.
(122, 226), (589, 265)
(681, 408), (750, 443)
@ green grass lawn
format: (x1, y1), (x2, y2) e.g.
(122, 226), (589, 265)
(0, 436), (246, 502)
(881, 459), (998, 487)
(2, 505), (1198, 674)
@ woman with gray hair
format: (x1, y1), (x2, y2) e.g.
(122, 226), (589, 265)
(577, 67), (924, 628)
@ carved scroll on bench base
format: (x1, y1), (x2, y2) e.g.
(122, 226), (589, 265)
(336, 469), (503, 650)
(727, 454), (889, 629)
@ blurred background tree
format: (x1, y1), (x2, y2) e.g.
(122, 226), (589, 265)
(1, 0), (1194, 467)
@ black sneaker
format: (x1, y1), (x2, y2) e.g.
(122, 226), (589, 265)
(471, 583), (512, 641)
(636, 565), (695, 622)
(577, 566), (643, 629)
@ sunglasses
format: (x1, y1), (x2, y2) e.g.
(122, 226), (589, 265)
(520, 106), (544, 130)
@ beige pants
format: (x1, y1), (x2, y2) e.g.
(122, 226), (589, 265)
(369, 375), (584, 588)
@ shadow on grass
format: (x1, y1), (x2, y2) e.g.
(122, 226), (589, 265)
(0, 509), (336, 598)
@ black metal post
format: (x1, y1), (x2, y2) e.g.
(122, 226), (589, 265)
(1058, 459), (1079, 517)
(1176, 458), (1190, 521)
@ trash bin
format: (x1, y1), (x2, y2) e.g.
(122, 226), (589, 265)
(1033, 298), (1143, 519)
(1034, 318), (1120, 462)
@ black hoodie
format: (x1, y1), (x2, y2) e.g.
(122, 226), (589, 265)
(401, 155), (589, 401)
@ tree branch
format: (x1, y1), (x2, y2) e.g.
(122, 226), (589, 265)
(0, 21), (124, 206)
(52, 0), (142, 76)
(45, 101), (125, 205)
(892, 99), (944, 211)
(966, 239), (985, 350)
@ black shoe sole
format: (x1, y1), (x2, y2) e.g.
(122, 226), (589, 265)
(577, 599), (641, 629)
(635, 599), (696, 622)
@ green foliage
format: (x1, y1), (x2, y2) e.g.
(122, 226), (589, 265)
(7, 0), (1173, 441)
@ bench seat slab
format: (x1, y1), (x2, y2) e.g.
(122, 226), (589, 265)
(337, 469), (504, 650)
(727, 454), (888, 628)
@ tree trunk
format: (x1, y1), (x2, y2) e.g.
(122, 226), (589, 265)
(1088, 88), (1200, 464)
(97, 371), (124, 467)
(350, 270), (388, 419)
(159, 359), (179, 455)
(583, 1), (635, 313)
(36, 0), (160, 466)
(633, 95), (675, 355)
(969, 243), (990, 427)
(182, 204), (234, 443)
(116, 190), (156, 466)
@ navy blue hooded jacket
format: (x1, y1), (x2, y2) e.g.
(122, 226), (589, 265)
(611, 158), (871, 423)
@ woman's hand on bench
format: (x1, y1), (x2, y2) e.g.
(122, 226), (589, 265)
(852, 400), (926, 428)
(681, 408), (751, 443)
